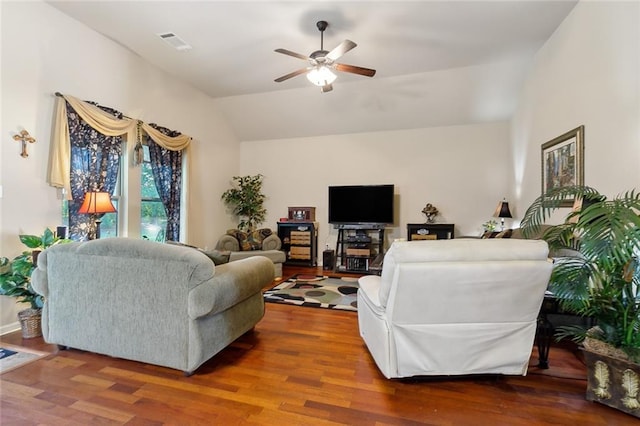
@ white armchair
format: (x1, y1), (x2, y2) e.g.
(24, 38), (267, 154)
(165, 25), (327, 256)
(357, 239), (553, 379)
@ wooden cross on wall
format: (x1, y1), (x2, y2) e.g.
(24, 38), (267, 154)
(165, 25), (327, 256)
(13, 129), (36, 158)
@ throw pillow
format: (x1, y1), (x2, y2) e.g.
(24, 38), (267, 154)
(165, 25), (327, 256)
(166, 240), (198, 249)
(481, 229), (513, 239)
(226, 229), (252, 250)
(166, 241), (230, 265)
(227, 228), (273, 251)
(247, 228), (272, 250)
(199, 249), (230, 265)
(495, 229), (512, 238)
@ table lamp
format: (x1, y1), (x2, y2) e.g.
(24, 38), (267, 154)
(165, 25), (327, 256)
(78, 191), (116, 239)
(494, 198), (513, 231)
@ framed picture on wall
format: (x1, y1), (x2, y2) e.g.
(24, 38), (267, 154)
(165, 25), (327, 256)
(541, 125), (584, 206)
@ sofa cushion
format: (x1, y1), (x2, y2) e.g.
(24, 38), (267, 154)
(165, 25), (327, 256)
(228, 249), (285, 264)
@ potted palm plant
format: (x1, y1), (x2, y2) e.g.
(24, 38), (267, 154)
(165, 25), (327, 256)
(0, 228), (68, 338)
(221, 174), (267, 232)
(521, 185), (640, 417)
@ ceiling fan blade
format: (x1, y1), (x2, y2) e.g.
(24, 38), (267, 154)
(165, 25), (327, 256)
(326, 40), (357, 61)
(321, 84), (333, 93)
(274, 68), (309, 83)
(275, 48), (309, 61)
(334, 63), (376, 77)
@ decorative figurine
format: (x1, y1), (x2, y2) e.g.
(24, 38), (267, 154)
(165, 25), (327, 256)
(422, 203), (439, 223)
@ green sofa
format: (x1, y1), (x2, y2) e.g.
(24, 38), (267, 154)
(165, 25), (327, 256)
(31, 238), (273, 375)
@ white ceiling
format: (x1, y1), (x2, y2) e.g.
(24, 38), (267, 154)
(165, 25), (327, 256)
(47, 1), (578, 141)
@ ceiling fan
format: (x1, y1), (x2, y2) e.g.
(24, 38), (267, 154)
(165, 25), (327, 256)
(274, 20), (376, 93)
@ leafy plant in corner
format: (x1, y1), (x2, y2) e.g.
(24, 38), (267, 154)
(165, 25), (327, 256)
(221, 174), (267, 231)
(0, 228), (69, 310)
(521, 185), (640, 362)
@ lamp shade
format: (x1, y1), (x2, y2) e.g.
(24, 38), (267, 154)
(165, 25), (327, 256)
(78, 191), (116, 214)
(306, 66), (337, 86)
(494, 199), (513, 218)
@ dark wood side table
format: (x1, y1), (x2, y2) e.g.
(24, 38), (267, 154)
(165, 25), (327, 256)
(536, 293), (594, 368)
(536, 294), (560, 369)
(407, 223), (454, 240)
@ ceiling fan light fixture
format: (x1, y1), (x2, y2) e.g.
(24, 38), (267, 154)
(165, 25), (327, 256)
(275, 20), (375, 91)
(306, 65), (337, 87)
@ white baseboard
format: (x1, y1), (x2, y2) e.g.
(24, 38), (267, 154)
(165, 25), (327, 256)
(0, 321), (21, 336)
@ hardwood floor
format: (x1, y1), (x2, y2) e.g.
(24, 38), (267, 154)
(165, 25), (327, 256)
(1, 265), (637, 425)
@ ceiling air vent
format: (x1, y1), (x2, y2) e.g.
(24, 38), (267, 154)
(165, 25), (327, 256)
(157, 32), (192, 51)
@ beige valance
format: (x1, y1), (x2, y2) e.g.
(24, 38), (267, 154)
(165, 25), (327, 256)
(141, 122), (191, 150)
(48, 93), (192, 199)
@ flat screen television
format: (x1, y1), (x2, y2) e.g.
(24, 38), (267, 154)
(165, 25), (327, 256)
(328, 184), (394, 226)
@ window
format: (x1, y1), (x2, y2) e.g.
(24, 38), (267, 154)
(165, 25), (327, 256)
(140, 144), (168, 242)
(56, 97), (187, 242)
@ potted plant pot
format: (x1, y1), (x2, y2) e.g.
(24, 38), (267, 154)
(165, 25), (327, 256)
(17, 307), (42, 338)
(583, 335), (640, 417)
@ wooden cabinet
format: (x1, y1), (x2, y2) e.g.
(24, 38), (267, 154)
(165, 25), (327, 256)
(407, 223), (455, 241)
(335, 226), (385, 275)
(277, 222), (318, 266)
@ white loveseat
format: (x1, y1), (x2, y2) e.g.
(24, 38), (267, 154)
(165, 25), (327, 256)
(357, 238), (553, 379)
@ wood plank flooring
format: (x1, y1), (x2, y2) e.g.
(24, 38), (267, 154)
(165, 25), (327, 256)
(1, 266), (637, 425)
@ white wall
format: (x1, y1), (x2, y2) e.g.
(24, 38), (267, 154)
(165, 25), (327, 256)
(512, 0), (640, 215)
(0, 1), (239, 332)
(239, 122), (512, 252)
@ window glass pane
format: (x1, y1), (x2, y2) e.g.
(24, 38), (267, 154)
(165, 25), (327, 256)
(141, 145), (167, 242)
(62, 197), (69, 228)
(141, 201), (167, 242)
(141, 162), (161, 199)
(100, 200), (118, 239)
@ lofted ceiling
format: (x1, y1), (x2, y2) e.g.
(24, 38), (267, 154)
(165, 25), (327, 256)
(47, 1), (578, 141)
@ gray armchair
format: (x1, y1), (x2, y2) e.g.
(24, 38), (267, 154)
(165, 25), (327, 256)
(215, 229), (286, 278)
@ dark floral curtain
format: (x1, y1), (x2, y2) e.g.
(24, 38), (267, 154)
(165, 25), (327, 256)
(146, 123), (183, 241)
(68, 101), (123, 240)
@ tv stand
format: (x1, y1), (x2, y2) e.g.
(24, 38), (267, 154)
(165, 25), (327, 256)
(334, 223), (386, 230)
(335, 225), (385, 275)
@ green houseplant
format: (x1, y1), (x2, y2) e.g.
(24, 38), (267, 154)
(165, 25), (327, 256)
(521, 185), (640, 416)
(0, 228), (69, 338)
(221, 174), (267, 232)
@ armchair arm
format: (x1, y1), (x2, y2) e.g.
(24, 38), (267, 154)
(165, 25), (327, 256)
(261, 234), (282, 251)
(215, 234), (240, 252)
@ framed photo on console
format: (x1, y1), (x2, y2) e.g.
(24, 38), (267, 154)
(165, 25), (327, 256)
(541, 125), (584, 206)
